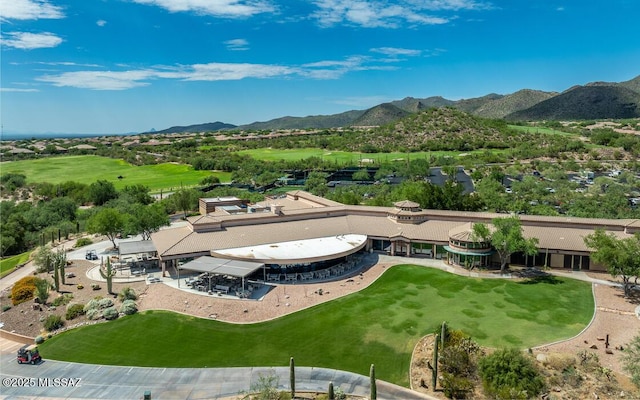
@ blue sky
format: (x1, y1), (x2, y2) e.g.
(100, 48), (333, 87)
(1, 0), (639, 135)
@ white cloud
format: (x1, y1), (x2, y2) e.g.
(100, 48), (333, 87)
(96, 20), (107, 27)
(131, 0), (275, 18)
(0, 0), (64, 20)
(407, 0), (493, 11)
(312, 0), (450, 28)
(370, 47), (422, 57)
(185, 63), (295, 81)
(34, 52), (409, 90)
(1, 32), (63, 50)
(37, 70), (156, 90)
(224, 38), (249, 51)
(0, 88), (39, 93)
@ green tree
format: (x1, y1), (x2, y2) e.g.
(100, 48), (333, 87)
(478, 348), (545, 400)
(472, 216), (539, 274)
(87, 208), (126, 248)
(584, 229), (640, 297)
(129, 203), (170, 240)
(352, 169), (372, 181)
(304, 171), (328, 197)
(33, 245), (54, 273)
(475, 178), (509, 213)
(88, 180), (118, 206)
(120, 184), (154, 205)
(170, 189), (199, 219)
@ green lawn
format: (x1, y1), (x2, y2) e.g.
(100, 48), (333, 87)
(0, 155), (231, 192)
(40, 265), (593, 386)
(238, 148), (507, 164)
(0, 251), (31, 278)
(509, 125), (578, 137)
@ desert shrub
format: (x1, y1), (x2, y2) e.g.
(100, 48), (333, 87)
(10, 276), (38, 305)
(120, 300), (138, 315)
(478, 348), (545, 400)
(91, 283), (101, 290)
(83, 298), (100, 312)
(34, 335), (45, 344)
(441, 372), (474, 399)
(544, 354), (576, 371)
(43, 314), (64, 331)
(623, 335), (640, 388)
(52, 293), (73, 306)
(74, 238), (93, 248)
(97, 298), (114, 309)
(440, 331), (482, 399)
(2, 304), (11, 312)
(118, 287), (137, 301)
(86, 308), (102, 320)
(34, 278), (50, 305)
(65, 303), (85, 320)
(103, 306), (119, 320)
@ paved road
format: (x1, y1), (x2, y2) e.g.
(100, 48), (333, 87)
(0, 352), (435, 400)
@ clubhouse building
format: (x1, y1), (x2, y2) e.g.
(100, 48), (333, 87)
(151, 191), (640, 280)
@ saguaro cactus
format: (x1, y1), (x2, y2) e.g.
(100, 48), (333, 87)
(290, 356), (295, 399)
(432, 333), (439, 390)
(57, 249), (66, 285)
(328, 382), (335, 400)
(100, 257), (117, 294)
(369, 364), (377, 400)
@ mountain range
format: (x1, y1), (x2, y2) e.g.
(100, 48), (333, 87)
(151, 75), (640, 133)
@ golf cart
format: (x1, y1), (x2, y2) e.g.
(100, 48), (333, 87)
(17, 344), (41, 364)
(85, 250), (98, 260)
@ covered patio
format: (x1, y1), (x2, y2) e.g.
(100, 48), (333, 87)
(177, 256), (266, 299)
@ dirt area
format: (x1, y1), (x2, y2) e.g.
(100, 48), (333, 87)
(0, 259), (148, 338)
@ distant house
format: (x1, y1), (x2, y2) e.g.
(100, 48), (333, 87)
(69, 144), (97, 150)
(9, 147), (35, 154)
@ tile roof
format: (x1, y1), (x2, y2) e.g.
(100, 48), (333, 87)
(152, 190), (640, 260)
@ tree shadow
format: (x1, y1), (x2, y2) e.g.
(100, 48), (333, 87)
(516, 268), (564, 285)
(615, 286), (640, 305)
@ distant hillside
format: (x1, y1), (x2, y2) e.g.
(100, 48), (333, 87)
(472, 89), (557, 119)
(506, 85), (640, 120)
(454, 93), (504, 114)
(618, 75), (640, 94)
(152, 74), (640, 133)
(153, 121), (236, 134)
(391, 96), (455, 113)
(352, 107), (514, 152)
(350, 103), (410, 126)
(237, 109), (365, 131)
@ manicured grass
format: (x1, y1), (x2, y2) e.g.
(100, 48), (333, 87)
(0, 251), (31, 278)
(0, 155), (231, 192)
(509, 125), (578, 137)
(39, 265), (593, 386)
(238, 148), (507, 164)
